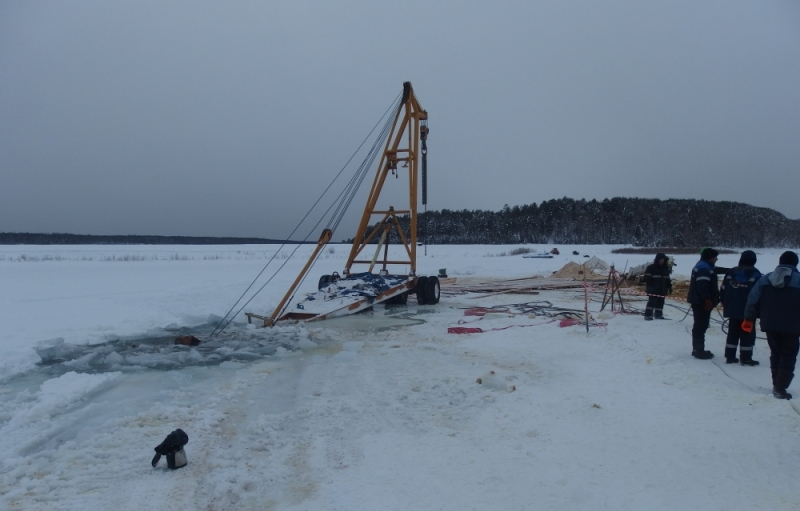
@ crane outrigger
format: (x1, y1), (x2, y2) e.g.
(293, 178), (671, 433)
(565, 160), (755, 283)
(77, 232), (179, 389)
(245, 82), (440, 327)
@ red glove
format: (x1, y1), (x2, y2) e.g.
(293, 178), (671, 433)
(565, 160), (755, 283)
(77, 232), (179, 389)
(704, 299), (714, 311)
(741, 320), (754, 333)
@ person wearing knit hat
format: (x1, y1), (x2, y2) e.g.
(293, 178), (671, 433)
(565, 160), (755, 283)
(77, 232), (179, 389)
(743, 251), (800, 399)
(779, 250), (799, 266)
(700, 247), (719, 261)
(720, 250), (762, 365)
(687, 247), (722, 359)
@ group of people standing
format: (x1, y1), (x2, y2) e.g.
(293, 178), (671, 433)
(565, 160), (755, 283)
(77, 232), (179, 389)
(643, 248), (800, 400)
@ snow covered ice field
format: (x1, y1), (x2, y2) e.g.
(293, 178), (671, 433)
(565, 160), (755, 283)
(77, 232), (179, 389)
(1, 243), (799, 510)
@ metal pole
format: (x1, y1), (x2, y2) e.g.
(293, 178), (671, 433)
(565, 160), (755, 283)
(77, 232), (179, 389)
(583, 263), (590, 333)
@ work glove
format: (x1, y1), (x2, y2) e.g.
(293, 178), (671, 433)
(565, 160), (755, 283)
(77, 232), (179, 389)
(703, 299), (714, 311)
(741, 320), (754, 333)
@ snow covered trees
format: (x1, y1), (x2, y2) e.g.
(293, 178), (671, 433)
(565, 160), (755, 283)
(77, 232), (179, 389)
(367, 198), (800, 247)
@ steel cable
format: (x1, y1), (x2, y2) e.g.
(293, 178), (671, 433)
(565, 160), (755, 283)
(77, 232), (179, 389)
(212, 93), (402, 335)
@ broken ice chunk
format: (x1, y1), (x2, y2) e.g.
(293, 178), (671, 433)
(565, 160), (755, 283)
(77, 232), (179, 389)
(104, 351), (125, 365)
(230, 350), (261, 361)
(187, 349), (204, 362)
(63, 352), (102, 370)
(124, 353), (179, 369)
(297, 338), (317, 350)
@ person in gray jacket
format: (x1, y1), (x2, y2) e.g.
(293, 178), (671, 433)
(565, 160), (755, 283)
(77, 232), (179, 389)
(743, 251), (800, 400)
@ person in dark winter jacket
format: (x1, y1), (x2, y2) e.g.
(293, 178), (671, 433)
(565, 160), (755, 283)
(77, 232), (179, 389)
(743, 251), (800, 400)
(720, 250), (762, 365)
(687, 247), (721, 359)
(643, 252), (672, 320)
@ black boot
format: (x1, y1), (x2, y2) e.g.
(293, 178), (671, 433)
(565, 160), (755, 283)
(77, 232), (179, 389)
(773, 388), (793, 400)
(692, 351), (714, 360)
(740, 359), (759, 366)
(775, 369), (794, 400)
(692, 335), (706, 356)
(726, 357), (740, 364)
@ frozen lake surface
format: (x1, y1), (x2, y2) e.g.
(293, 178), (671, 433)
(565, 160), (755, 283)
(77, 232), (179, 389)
(1, 243), (799, 510)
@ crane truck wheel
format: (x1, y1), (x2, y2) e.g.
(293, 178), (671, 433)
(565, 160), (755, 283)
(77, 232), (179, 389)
(387, 290), (408, 305)
(416, 276), (429, 305)
(425, 276), (440, 304)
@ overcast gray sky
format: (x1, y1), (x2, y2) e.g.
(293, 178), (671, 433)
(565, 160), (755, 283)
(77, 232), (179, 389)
(2, 1), (799, 240)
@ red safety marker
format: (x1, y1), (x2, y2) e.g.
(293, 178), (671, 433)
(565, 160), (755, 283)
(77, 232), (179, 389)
(447, 327), (483, 334)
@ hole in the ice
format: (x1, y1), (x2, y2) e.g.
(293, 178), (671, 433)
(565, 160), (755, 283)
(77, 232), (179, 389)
(33, 327), (325, 376)
(30, 304), (432, 377)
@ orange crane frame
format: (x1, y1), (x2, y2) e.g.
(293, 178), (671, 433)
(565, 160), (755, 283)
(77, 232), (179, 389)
(251, 82), (428, 327)
(344, 82), (428, 276)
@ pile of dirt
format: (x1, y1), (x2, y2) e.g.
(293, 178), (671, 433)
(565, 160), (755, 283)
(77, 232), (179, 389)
(634, 279), (690, 300)
(584, 256), (609, 272)
(552, 262), (600, 279)
(670, 279), (690, 297)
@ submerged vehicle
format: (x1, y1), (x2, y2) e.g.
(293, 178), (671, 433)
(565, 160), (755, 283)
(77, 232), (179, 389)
(244, 82), (440, 327)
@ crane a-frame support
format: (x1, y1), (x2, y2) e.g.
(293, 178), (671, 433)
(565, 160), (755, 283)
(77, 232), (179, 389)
(251, 82), (429, 327)
(344, 81), (428, 277)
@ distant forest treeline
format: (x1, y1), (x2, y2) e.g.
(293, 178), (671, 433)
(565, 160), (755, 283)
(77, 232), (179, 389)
(4, 198), (799, 247)
(363, 198), (800, 248)
(0, 233), (289, 245)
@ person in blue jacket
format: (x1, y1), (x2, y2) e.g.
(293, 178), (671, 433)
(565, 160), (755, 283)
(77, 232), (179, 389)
(743, 251), (800, 400)
(687, 248), (720, 359)
(720, 250), (762, 365)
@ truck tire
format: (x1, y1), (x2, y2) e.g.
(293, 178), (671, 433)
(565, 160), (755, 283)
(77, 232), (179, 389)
(387, 291), (409, 305)
(425, 276), (440, 304)
(416, 276), (429, 305)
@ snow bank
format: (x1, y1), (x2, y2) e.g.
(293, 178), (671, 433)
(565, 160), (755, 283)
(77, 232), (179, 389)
(0, 372), (122, 460)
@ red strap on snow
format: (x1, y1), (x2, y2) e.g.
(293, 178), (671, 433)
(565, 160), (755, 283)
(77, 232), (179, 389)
(464, 307), (510, 317)
(450, 318), (602, 334)
(448, 327), (483, 334)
